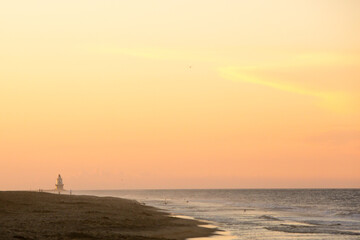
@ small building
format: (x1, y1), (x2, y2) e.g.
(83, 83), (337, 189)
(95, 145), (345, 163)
(55, 174), (64, 191)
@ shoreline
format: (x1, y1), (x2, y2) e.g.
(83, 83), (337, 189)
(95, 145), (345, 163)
(171, 215), (234, 240)
(0, 191), (217, 240)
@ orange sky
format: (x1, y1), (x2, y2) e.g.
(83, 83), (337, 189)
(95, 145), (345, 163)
(1, 0), (359, 190)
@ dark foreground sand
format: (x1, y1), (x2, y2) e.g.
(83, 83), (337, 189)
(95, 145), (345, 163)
(0, 191), (216, 240)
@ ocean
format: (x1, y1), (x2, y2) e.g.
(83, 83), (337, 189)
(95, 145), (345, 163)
(75, 189), (360, 239)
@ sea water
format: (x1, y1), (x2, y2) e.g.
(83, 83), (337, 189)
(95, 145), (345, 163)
(75, 189), (360, 239)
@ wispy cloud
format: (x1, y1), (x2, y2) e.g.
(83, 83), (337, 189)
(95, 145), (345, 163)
(91, 45), (359, 113)
(218, 66), (356, 113)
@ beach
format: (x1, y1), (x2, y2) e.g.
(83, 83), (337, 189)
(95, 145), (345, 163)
(0, 191), (216, 240)
(81, 189), (360, 240)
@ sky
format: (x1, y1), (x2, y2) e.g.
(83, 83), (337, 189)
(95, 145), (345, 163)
(0, 0), (359, 190)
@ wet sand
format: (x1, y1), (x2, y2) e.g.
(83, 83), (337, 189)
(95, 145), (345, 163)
(0, 191), (216, 240)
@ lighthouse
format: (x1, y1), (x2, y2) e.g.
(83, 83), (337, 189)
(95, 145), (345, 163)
(55, 174), (64, 191)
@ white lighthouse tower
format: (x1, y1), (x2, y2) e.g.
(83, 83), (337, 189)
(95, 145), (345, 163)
(55, 174), (64, 191)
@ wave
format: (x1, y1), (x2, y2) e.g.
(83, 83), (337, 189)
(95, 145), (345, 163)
(334, 211), (360, 219)
(265, 224), (360, 236)
(259, 215), (282, 221)
(301, 220), (342, 226)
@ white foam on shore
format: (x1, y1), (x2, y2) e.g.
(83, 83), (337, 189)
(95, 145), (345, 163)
(172, 214), (196, 220)
(187, 230), (235, 240)
(171, 215), (235, 240)
(198, 224), (218, 229)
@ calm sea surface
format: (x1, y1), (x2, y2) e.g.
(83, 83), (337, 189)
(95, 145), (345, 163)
(75, 189), (360, 239)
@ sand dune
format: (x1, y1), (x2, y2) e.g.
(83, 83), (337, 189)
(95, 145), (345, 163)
(0, 191), (216, 240)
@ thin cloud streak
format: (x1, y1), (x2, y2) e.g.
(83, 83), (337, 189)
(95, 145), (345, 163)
(218, 66), (356, 113)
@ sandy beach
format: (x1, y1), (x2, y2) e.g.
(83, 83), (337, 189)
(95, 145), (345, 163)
(0, 191), (216, 240)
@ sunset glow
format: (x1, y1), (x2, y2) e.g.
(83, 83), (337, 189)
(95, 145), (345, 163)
(0, 0), (359, 190)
